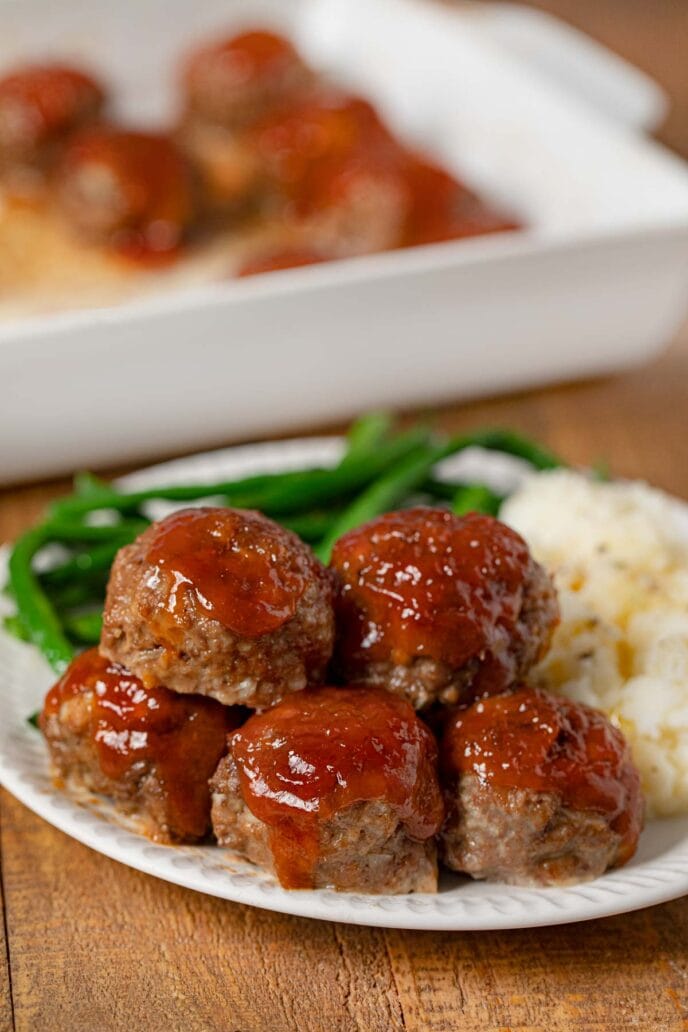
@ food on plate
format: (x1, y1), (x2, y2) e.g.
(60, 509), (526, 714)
(182, 30), (313, 132)
(242, 93), (517, 257)
(40, 647), (238, 842)
(439, 686), (644, 885)
(7, 417), (663, 894)
(0, 30), (520, 311)
(502, 469), (688, 818)
(101, 506), (335, 706)
(211, 686), (444, 892)
(330, 507), (558, 708)
(0, 63), (105, 195)
(56, 127), (196, 261)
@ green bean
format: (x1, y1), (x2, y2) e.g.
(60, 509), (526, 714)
(47, 579), (107, 611)
(452, 483), (503, 517)
(315, 441), (448, 562)
(41, 538), (134, 587)
(8, 527), (75, 673)
(74, 471), (110, 497)
(443, 428), (562, 470)
(277, 511), (339, 543)
(339, 411), (393, 466)
(27, 711), (40, 729)
(62, 612), (103, 644)
(422, 477), (459, 501)
(3, 614), (30, 642)
(44, 518), (149, 544)
(50, 427), (430, 521)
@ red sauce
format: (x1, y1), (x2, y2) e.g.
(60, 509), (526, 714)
(42, 648), (236, 840)
(0, 64), (104, 153)
(443, 686), (643, 864)
(144, 507), (311, 638)
(59, 128), (194, 262)
(403, 157), (519, 246)
(331, 507), (533, 679)
(237, 247), (330, 276)
(231, 686), (443, 888)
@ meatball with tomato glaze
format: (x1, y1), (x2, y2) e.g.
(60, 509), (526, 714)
(182, 30), (312, 132)
(211, 686), (444, 892)
(330, 508), (558, 709)
(178, 30), (312, 213)
(40, 649), (238, 843)
(439, 687), (644, 886)
(56, 128), (195, 261)
(0, 63), (104, 190)
(101, 507), (335, 708)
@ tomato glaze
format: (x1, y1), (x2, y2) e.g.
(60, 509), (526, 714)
(331, 508), (534, 683)
(443, 686), (643, 863)
(144, 507), (312, 638)
(59, 128), (194, 262)
(42, 648), (236, 839)
(231, 686), (444, 888)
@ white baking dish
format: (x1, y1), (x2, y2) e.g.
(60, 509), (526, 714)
(2, 0), (688, 483)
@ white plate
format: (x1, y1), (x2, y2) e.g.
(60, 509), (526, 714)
(1, 437), (688, 930)
(2, 0), (688, 483)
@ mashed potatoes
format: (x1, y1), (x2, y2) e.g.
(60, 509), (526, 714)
(502, 470), (688, 818)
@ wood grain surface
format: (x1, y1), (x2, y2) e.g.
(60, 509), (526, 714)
(2, 2), (688, 1029)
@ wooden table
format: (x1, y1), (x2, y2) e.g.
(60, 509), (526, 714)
(2, 2), (688, 1029)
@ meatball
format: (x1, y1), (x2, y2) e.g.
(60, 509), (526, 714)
(56, 127), (195, 260)
(0, 63), (104, 179)
(247, 94), (395, 204)
(330, 507), (558, 709)
(40, 648), (237, 843)
(101, 507), (334, 708)
(439, 686), (644, 886)
(211, 686), (443, 892)
(182, 30), (312, 131)
(297, 152), (412, 256)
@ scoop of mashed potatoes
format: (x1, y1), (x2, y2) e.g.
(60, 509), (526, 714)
(502, 469), (688, 818)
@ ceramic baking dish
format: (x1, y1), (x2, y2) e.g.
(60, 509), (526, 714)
(2, 0), (688, 482)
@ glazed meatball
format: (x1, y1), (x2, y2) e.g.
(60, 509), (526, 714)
(182, 30), (312, 131)
(101, 507), (334, 708)
(56, 127), (195, 260)
(211, 686), (444, 892)
(330, 508), (558, 709)
(0, 63), (104, 184)
(40, 648), (237, 843)
(247, 94), (395, 203)
(439, 686), (644, 886)
(297, 151), (412, 256)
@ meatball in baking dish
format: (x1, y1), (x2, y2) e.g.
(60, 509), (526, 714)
(0, 64), (105, 183)
(101, 507), (335, 708)
(330, 508), (558, 709)
(182, 30), (313, 132)
(56, 127), (196, 260)
(439, 686), (644, 886)
(178, 30), (312, 214)
(40, 648), (238, 843)
(211, 686), (444, 893)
